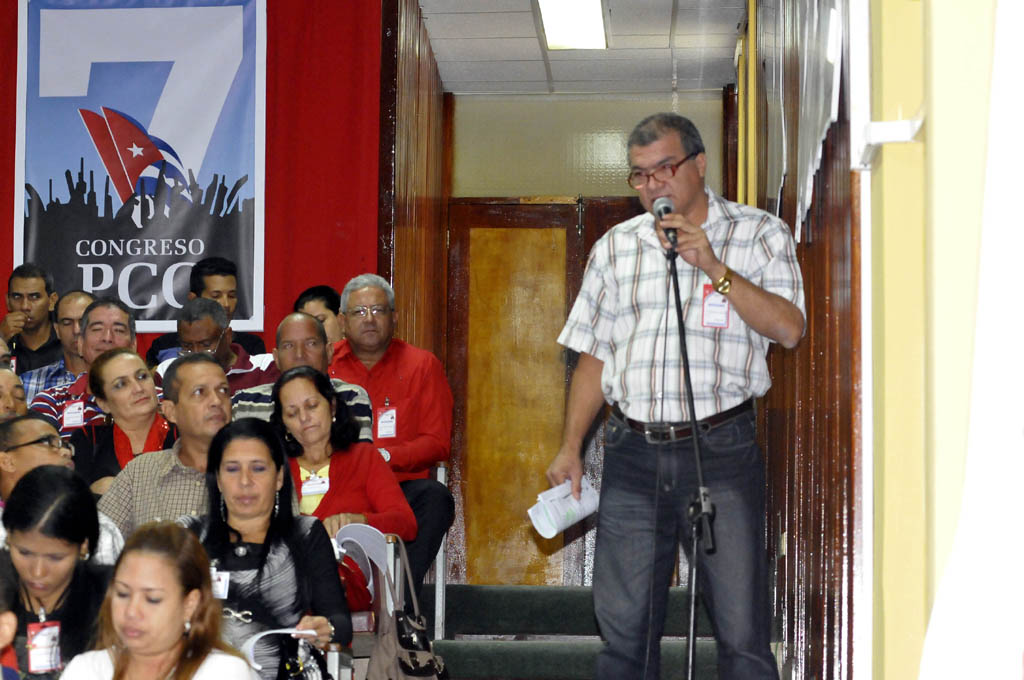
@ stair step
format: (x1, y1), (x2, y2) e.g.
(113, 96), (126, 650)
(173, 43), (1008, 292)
(420, 585), (714, 638)
(433, 638), (718, 680)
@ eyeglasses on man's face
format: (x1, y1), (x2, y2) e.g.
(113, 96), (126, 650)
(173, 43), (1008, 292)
(626, 150), (700, 190)
(345, 305), (392, 319)
(6, 433), (74, 456)
(180, 327), (227, 355)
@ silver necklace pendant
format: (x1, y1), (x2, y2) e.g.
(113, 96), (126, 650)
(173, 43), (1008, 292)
(234, 544), (248, 557)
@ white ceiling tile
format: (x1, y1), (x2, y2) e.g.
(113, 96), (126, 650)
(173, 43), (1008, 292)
(549, 59), (673, 81)
(674, 8), (746, 35)
(420, 0), (530, 13)
(439, 60), (549, 82)
(422, 12), (536, 39)
(547, 48), (671, 61)
(432, 38), (542, 62)
(701, 59), (738, 84)
(610, 34), (671, 49)
(553, 79), (704, 93)
(445, 81), (551, 94)
(673, 47), (738, 61)
(677, 0), (745, 8)
(673, 33), (740, 49)
(606, 0), (674, 36)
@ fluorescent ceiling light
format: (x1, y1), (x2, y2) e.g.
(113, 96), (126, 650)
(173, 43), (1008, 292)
(539, 0), (607, 50)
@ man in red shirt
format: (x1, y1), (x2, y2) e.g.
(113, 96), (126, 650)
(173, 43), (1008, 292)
(329, 274), (454, 597)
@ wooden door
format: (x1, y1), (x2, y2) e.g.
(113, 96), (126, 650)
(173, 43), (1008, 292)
(446, 196), (641, 586)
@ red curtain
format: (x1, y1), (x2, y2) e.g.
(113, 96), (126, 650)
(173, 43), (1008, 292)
(0, 1), (382, 356)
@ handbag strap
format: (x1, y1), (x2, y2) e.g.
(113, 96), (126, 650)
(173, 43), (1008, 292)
(382, 535), (421, 618)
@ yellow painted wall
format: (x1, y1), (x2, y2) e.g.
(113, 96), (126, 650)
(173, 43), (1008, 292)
(922, 0), (993, 608)
(871, 1), (928, 678)
(451, 94), (723, 197)
(871, 0), (995, 678)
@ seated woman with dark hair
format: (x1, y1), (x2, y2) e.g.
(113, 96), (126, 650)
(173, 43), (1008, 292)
(181, 418), (350, 679)
(1, 465), (111, 678)
(71, 348), (176, 495)
(270, 366), (416, 540)
(62, 521), (257, 680)
(270, 366), (416, 611)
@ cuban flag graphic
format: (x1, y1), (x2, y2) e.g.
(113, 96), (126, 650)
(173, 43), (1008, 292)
(79, 106), (188, 203)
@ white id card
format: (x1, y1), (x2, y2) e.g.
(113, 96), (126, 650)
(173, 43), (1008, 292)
(211, 568), (230, 599)
(27, 621), (61, 673)
(63, 400), (85, 429)
(701, 284), (730, 328)
(376, 407), (397, 439)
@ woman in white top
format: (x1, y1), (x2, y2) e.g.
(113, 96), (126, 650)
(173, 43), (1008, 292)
(62, 522), (256, 680)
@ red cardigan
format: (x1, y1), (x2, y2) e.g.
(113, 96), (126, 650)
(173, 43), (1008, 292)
(289, 442), (417, 541)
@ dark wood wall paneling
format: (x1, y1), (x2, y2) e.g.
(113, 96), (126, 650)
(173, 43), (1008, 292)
(756, 2), (856, 679)
(722, 84), (739, 202)
(378, 0), (447, 358)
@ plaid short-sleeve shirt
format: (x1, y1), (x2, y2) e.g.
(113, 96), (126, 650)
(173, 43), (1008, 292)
(558, 187), (805, 422)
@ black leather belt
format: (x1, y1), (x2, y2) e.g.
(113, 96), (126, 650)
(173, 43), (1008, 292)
(611, 399), (753, 444)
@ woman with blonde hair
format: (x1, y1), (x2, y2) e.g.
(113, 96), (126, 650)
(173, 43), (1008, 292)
(62, 522), (256, 680)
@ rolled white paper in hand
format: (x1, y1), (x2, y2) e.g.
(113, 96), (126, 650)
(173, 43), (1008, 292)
(528, 477), (599, 539)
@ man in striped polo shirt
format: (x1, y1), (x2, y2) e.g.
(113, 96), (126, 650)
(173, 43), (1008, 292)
(546, 113), (805, 680)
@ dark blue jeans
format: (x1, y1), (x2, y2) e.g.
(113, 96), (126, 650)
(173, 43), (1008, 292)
(593, 409), (779, 680)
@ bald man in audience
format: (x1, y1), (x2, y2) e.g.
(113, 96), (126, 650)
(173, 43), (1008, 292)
(231, 312), (372, 439)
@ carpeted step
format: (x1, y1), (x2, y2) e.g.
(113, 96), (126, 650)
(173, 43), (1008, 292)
(433, 638), (718, 680)
(419, 585), (714, 638)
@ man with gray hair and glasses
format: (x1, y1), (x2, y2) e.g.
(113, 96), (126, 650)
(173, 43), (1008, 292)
(546, 112), (805, 679)
(329, 273), (454, 600)
(156, 297), (277, 392)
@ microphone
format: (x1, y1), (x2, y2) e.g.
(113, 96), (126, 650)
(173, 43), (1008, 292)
(653, 197), (677, 246)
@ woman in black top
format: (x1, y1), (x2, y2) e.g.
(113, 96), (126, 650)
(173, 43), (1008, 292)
(182, 419), (350, 679)
(1, 465), (111, 678)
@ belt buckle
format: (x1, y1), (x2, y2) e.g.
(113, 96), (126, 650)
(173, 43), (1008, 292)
(643, 423), (678, 445)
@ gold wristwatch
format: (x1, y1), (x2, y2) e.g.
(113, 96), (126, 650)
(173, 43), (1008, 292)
(713, 267), (734, 295)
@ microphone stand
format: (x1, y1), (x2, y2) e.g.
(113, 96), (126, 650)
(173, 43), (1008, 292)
(664, 229), (716, 680)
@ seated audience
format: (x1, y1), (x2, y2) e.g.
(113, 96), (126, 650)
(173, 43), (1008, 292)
(71, 349), (176, 495)
(270, 366), (416, 542)
(0, 368), (27, 422)
(20, 291), (94, 402)
(1, 465), (112, 677)
(62, 522), (257, 680)
(182, 419), (350, 677)
(330, 274), (455, 597)
(0, 338), (11, 366)
(0, 413), (123, 564)
(293, 285), (344, 347)
(1, 264), (61, 375)
(99, 354), (230, 538)
(155, 298), (277, 393)
(232, 313), (371, 439)
(146, 257), (266, 365)
(30, 298), (137, 438)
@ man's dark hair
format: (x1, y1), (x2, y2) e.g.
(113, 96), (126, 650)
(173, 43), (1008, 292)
(162, 353), (221, 403)
(80, 297), (137, 342)
(56, 289), (95, 316)
(275, 312), (327, 348)
(627, 112), (706, 158)
(189, 257), (238, 297)
(293, 285), (341, 315)
(8, 263), (55, 295)
(178, 296), (228, 329)
(0, 412), (55, 451)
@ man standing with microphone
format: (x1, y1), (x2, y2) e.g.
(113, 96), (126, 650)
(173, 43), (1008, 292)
(546, 113), (805, 679)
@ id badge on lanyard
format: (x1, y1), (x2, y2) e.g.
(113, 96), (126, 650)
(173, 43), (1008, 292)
(26, 620), (61, 674)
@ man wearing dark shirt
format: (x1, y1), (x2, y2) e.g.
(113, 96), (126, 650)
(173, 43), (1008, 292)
(0, 264), (61, 375)
(145, 256), (265, 365)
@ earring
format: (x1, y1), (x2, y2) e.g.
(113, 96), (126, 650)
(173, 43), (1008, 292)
(274, 490), (280, 518)
(284, 431), (295, 443)
(220, 499), (227, 521)
(184, 620), (191, 634)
